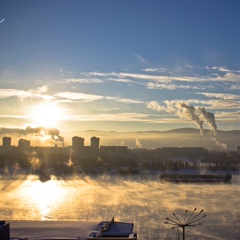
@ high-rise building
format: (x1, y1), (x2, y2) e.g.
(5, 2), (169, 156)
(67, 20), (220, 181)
(18, 139), (30, 150)
(91, 136), (100, 149)
(2, 137), (11, 148)
(91, 136), (100, 156)
(72, 136), (84, 152)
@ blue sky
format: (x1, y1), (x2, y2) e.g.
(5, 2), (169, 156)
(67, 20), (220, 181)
(0, 0), (239, 134)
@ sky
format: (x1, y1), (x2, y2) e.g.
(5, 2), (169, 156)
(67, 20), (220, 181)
(0, 0), (239, 138)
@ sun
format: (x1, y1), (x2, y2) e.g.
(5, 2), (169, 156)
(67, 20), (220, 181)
(31, 102), (62, 127)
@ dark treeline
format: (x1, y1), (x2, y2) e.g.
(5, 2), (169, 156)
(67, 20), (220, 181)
(0, 147), (239, 176)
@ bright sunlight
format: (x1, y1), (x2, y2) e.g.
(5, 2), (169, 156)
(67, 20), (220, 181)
(30, 102), (62, 128)
(19, 176), (67, 220)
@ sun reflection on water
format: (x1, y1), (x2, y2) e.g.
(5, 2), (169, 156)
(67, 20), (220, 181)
(18, 175), (67, 220)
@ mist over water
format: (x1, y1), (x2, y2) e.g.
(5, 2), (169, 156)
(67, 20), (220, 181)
(0, 174), (239, 240)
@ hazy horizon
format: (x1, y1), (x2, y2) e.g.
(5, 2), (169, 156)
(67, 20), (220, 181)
(1, 126), (239, 151)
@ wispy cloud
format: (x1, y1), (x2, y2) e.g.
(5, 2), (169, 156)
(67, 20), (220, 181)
(117, 98), (143, 104)
(0, 86), (53, 100)
(86, 67), (240, 83)
(147, 101), (165, 112)
(147, 100), (176, 113)
(229, 83), (239, 90)
(0, 18), (5, 24)
(146, 82), (204, 90)
(108, 78), (132, 83)
(55, 91), (103, 102)
(60, 76), (133, 84)
(205, 66), (231, 72)
(215, 111), (240, 123)
(134, 53), (148, 64)
(87, 71), (204, 82)
(55, 91), (144, 104)
(142, 68), (159, 72)
(197, 92), (240, 100)
(61, 78), (103, 84)
(142, 67), (171, 73)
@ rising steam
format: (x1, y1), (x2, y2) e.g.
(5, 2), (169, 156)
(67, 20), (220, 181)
(177, 102), (217, 136)
(197, 107), (217, 136)
(0, 126), (64, 143)
(135, 139), (143, 148)
(177, 103), (204, 135)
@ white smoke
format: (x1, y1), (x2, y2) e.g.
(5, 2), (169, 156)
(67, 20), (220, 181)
(0, 126), (64, 143)
(177, 102), (204, 135)
(177, 102), (217, 136)
(135, 139), (143, 148)
(197, 107), (217, 136)
(213, 138), (227, 150)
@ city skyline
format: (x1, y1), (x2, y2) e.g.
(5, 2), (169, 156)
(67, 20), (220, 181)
(0, 127), (239, 151)
(0, 1), (239, 138)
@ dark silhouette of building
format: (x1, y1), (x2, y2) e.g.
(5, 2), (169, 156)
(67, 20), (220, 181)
(161, 147), (206, 160)
(72, 136), (84, 153)
(2, 137), (11, 148)
(100, 146), (128, 158)
(18, 139), (30, 150)
(91, 136), (100, 156)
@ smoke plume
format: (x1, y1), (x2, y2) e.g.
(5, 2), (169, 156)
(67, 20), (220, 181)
(197, 107), (217, 136)
(135, 139), (143, 148)
(0, 126), (64, 143)
(213, 138), (227, 150)
(177, 103), (204, 135)
(177, 102), (217, 136)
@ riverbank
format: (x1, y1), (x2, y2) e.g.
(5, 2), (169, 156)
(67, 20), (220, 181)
(8, 221), (98, 240)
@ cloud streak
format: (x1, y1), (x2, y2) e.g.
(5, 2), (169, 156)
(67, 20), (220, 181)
(55, 91), (104, 102)
(0, 86), (53, 100)
(86, 66), (240, 83)
(61, 78), (103, 84)
(197, 92), (240, 100)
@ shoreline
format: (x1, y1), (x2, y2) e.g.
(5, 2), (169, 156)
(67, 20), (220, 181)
(8, 220), (98, 240)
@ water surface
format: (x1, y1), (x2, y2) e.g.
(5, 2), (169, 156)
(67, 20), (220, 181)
(1, 173), (239, 240)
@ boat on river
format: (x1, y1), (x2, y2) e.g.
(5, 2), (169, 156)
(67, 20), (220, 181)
(87, 217), (137, 240)
(159, 173), (232, 183)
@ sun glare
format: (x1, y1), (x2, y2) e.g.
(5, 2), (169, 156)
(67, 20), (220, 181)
(31, 103), (61, 127)
(19, 176), (67, 220)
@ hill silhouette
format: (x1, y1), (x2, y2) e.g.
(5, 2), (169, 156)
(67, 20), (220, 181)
(62, 128), (239, 151)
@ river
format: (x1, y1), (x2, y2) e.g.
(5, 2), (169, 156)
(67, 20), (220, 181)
(0, 173), (239, 240)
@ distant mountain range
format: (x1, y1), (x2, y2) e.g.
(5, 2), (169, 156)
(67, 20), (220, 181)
(62, 128), (240, 151)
